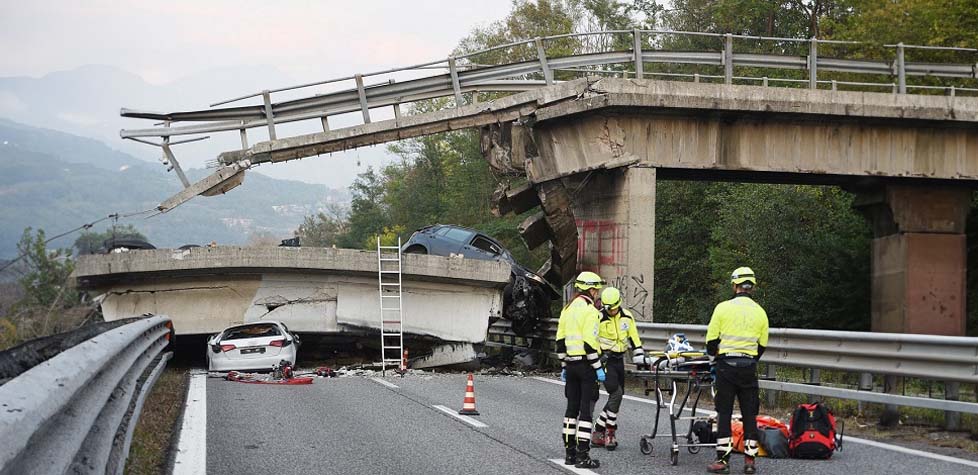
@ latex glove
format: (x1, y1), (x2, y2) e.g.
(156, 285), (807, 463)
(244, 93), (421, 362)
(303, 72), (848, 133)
(632, 354), (646, 365)
(560, 369), (567, 382)
(596, 368), (606, 382)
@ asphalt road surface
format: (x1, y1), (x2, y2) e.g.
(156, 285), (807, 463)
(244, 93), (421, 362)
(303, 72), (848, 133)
(198, 372), (977, 475)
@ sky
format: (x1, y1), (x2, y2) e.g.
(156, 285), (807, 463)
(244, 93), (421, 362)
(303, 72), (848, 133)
(0, 0), (516, 188)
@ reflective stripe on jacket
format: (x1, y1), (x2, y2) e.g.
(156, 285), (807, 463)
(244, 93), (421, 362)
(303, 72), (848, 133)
(597, 308), (643, 355)
(556, 295), (602, 369)
(705, 295), (769, 357)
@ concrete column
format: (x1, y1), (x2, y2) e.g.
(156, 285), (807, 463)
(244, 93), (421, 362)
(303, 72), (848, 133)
(854, 184), (971, 429)
(571, 167), (656, 321)
(855, 185), (972, 336)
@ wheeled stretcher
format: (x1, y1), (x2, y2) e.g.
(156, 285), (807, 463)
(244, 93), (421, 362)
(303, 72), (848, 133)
(630, 351), (716, 466)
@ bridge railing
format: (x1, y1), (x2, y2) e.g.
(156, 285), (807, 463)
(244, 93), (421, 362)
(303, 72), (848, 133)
(0, 315), (174, 475)
(487, 319), (978, 421)
(119, 29), (978, 150)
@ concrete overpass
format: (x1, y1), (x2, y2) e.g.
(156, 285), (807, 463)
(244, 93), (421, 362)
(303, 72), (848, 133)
(485, 78), (977, 335)
(72, 246), (510, 366)
(122, 74), (978, 336)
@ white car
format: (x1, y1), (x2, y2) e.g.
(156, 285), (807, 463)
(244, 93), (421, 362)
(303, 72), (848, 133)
(206, 321), (300, 372)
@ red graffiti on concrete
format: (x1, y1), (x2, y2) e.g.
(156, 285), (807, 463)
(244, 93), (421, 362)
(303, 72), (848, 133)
(576, 219), (624, 268)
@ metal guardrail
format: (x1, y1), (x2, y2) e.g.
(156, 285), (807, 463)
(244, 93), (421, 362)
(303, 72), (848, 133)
(120, 29), (978, 147)
(487, 319), (978, 414)
(0, 315), (174, 475)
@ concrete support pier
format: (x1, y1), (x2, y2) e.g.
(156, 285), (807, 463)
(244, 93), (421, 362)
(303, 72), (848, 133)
(571, 167), (656, 321)
(856, 185), (972, 336)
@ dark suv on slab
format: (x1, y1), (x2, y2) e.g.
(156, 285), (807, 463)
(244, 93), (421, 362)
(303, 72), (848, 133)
(402, 224), (557, 335)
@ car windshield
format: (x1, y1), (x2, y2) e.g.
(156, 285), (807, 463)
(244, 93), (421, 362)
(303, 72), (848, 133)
(222, 324), (281, 340)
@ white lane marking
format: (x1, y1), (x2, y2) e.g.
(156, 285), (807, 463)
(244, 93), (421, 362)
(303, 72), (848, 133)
(533, 376), (978, 468)
(370, 377), (399, 389)
(548, 458), (600, 474)
(846, 436), (978, 469)
(173, 370), (207, 475)
(433, 404), (488, 428)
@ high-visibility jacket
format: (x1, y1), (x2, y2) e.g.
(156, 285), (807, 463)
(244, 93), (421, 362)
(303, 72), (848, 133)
(556, 294), (602, 369)
(598, 308), (645, 359)
(706, 294), (769, 358)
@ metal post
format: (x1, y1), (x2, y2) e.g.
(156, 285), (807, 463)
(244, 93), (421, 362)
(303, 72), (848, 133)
(764, 363), (777, 407)
(161, 142), (191, 188)
(238, 121), (248, 149)
(694, 73), (700, 83)
(355, 74), (371, 124)
(723, 33), (733, 85)
(807, 368), (821, 403)
(633, 28), (644, 79)
(831, 80), (837, 91)
(535, 37), (553, 85)
(448, 57), (464, 107)
(762, 76), (768, 87)
(857, 372), (874, 415)
(950, 86), (956, 97)
(896, 42), (907, 94)
(321, 116), (330, 132)
(261, 90), (277, 140)
(809, 37), (818, 90)
(945, 382), (961, 430)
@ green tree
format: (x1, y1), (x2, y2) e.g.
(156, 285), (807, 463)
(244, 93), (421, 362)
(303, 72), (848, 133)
(707, 185), (871, 329)
(17, 228), (77, 310)
(73, 224), (147, 255)
(6, 228), (88, 344)
(296, 204), (348, 247)
(337, 168), (391, 249)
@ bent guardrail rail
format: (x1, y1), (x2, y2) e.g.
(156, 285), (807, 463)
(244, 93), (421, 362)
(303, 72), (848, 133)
(0, 315), (174, 475)
(488, 320), (978, 415)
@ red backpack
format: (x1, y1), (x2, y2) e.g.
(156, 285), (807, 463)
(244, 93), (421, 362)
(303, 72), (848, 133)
(788, 402), (844, 459)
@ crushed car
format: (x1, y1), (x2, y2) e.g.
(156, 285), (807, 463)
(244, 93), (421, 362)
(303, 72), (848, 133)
(402, 224), (558, 335)
(207, 321), (301, 372)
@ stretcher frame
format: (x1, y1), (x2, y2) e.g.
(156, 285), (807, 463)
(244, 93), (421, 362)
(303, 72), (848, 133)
(630, 351), (717, 466)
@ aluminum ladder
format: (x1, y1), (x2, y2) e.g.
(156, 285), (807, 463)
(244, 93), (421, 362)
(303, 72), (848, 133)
(377, 236), (404, 375)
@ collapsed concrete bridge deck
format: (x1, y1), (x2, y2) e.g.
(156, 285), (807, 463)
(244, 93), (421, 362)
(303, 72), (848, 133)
(125, 78), (978, 336)
(72, 247), (511, 359)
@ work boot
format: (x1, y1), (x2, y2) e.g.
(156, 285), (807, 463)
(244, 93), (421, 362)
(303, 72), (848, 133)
(591, 428), (607, 447)
(564, 448), (576, 466)
(743, 456), (756, 474)
(575, 452), (600, 469)
(707, 459), (730, 474)
(605, 427), (618, 451)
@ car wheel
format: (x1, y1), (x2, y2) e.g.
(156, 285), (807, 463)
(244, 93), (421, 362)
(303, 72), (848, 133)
(403, 245), (427, 254)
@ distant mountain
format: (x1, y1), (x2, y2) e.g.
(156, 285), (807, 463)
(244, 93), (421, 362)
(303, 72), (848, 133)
(0, 119), (349, 258)
(0, 64), (296, 166)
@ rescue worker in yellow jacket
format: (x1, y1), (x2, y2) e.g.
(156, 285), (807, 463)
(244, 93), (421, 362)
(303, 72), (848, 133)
(556, 271), (605, 469)
(590, 286), (647, 450)
(706, 267), (769, 475)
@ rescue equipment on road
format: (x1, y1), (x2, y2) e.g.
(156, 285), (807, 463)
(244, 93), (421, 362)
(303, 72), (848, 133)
(788, 402), (844, 459)
(225, 360), (314, 385)
(458, 373), (480, 415)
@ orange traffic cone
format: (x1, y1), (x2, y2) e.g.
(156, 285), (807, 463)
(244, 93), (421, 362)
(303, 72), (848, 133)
(459, 373), (479, 415)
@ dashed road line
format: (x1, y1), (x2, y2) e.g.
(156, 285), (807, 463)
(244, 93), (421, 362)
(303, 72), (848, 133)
(433, 404), (488, 428)
(370, 377), (399, 389)
(173, 370), (207, 475)
(547, 458), (600, 474)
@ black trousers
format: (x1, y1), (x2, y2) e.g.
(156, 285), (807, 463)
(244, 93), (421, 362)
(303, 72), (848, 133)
(714, 357), (760, 442)
(597, 354), (625, 429)
(564, 361), (598, 452)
